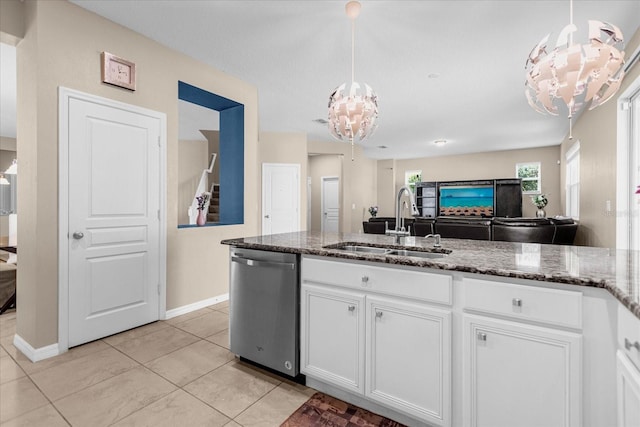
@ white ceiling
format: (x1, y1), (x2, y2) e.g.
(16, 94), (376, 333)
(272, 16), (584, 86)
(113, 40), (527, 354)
(3, 1), (640, 160)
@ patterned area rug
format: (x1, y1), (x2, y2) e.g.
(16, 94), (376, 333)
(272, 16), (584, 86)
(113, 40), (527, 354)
(281, 392), (406, 427)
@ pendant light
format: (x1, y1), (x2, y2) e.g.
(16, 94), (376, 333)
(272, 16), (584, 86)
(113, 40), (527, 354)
(328, 1), (378, 160)
(525, 0), (626, 139)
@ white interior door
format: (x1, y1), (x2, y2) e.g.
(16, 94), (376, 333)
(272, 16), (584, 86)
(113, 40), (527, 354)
(63, 89), (164, 348)
(262, 163), (300, 235)
(322, 176), (340, 233)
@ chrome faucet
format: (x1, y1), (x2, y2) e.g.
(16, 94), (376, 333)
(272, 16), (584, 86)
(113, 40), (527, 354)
(386, 185), (420, 244)
(425, 233), (441, 247)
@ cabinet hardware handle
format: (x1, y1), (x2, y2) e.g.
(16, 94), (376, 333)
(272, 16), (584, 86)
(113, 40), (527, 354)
(477, 332), (487, 342)
(512, 298), (522, 308)
(347, 305), (356, 312)
(375, 311), (383, 318)
(625, 338), (640, 351)
(361, 276), (369, 283)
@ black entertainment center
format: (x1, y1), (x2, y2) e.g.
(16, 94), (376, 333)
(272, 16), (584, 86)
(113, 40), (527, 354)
(415, 178), (523, 219)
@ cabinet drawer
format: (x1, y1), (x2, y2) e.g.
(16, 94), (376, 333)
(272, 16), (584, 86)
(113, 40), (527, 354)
(463, 278), (582, 329)
(619, 305), (640, 371)
(302, 256), (452, 305)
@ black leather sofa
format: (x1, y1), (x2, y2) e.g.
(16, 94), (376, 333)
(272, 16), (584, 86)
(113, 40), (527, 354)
(363, 216), (578, 245)
(362, 217), (416, 235)
(433, 217), (493, 241)
(492, 217), (555, 243)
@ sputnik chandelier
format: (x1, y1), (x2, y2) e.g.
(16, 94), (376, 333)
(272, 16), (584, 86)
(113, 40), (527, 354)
(525, 0), (626, 139)
(328, 0), (378, 160)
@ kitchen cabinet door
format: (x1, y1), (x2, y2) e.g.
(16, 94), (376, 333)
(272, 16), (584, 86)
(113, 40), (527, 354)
(463, 315), (582, 427)
(300, 283), (365, 394)
(617, 350), (640, 427)
(366, 295), (451, 426)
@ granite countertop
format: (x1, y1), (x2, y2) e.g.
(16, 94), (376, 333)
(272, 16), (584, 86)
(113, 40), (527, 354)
(222, 231), (640, 320)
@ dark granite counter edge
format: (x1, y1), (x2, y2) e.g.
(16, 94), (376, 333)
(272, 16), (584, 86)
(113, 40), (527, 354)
(222, 238), (640, 320)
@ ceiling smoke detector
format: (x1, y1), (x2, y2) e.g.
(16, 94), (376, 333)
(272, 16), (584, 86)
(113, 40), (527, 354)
(313, 118), (329, 125)
(434, 139), (447, 146)
(377, 145), (388, 149)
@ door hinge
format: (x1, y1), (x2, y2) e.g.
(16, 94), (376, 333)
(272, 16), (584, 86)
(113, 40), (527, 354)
(621, 101), (631, 111)
(158, 283), (161, 295)
(157, 209), (160, 220)
(157, 136), (161, 146)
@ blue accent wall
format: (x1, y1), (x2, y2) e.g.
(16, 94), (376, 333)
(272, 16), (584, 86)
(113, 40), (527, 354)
(220, 105), (244, 224)
(178, 81), (244, 226)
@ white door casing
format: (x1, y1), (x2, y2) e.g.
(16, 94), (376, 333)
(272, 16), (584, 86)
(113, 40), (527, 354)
(321, 176), (339, 233)
(616, 76), (640, 250)
(262, 163), (300, 235)
(59, 87), (166, 351)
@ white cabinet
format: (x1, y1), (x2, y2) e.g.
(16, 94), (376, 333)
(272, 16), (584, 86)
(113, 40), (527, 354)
(617, 350), (640, 427)
(300, 283), (365, 394)
(301, 256), (452, 426)
(617, 305), (640, 427)
(463, 278), (583, 427)
(463, 315), (582, 427)
(366, 295), (451, 425)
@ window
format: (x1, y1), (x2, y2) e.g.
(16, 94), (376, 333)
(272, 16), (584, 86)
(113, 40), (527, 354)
(565, 142), (580, 219)
(405, 170), (422, 192)
(516, 162), (541, 194)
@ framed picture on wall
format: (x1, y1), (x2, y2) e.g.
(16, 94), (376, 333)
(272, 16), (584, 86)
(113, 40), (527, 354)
(101, 52), (136, 91)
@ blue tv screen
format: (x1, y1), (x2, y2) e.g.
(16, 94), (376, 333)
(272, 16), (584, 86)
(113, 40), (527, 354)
(439, 185), (494, 217)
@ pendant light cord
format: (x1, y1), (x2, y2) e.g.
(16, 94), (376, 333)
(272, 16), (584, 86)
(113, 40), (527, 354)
(569, 0), (574, 45)
(351, 18), (355, 84)
(568, 0), (574, 139)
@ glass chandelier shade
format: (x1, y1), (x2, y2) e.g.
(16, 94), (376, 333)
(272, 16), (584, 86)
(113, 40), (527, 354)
(525, 1), (625, 139)
(328, 81), (378, 143)
(328, 1), (378, 156)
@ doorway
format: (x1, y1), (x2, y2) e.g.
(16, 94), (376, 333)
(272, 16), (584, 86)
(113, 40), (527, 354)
(59, 88), (167, 350)
(321, 176), (340, 233)
(262, 163), (300, 235)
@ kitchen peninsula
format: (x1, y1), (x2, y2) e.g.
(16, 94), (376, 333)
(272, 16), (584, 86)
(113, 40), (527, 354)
(222, 231), (640, 427)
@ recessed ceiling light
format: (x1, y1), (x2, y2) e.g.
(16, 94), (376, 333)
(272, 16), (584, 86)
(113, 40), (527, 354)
(434, 139), (447, 146)
(313, 118), (328, 125)
(428, 73), (440, 79)
(377, 145), (387, 149)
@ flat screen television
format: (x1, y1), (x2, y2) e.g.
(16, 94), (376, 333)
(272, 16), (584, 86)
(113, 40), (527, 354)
(439, 185), (494, 217)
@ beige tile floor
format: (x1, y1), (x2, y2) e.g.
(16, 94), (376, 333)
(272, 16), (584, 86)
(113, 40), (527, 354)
(0, 302), (315, 426)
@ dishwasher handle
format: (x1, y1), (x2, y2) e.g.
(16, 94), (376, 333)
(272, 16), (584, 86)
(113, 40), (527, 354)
(231, 255), (296, 270)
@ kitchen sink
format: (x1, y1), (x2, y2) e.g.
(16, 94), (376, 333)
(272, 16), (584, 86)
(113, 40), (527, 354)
(338, 245), (393, 254)
(387, 249), (447, 259)
(325, 243), (448, 259)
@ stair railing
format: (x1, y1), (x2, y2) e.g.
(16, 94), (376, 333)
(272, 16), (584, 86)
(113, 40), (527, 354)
(188, 153), (217, 224)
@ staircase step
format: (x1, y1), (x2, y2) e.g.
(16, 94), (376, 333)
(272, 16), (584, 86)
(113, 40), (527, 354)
(207, 213), (219, 222)
(209, 206), (219, 214)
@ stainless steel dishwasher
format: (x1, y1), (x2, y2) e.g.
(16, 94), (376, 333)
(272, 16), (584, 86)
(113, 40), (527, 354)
(229, 247), (300, 377)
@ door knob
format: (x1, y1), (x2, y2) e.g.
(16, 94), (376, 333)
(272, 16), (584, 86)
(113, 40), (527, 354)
(72, 232), (84, 240)
(264, 215), (270, 219)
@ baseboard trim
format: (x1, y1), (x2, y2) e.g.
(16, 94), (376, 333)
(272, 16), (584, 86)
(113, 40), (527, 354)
(165, 294), (229, 320)
(13, 334), (61, 363)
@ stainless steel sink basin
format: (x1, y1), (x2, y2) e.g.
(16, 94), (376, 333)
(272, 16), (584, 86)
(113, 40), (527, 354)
(339, 245), (392, 255)
(388, 249), (447, 259)
(326, 243), (448, 259)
